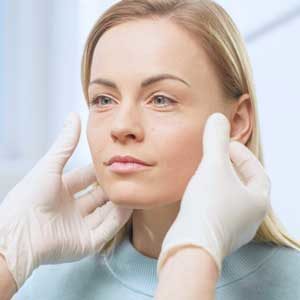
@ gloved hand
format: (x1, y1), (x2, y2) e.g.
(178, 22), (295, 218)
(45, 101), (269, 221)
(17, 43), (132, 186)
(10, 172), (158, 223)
(157, 112), (271, 277)
(0, 112), (133, 290)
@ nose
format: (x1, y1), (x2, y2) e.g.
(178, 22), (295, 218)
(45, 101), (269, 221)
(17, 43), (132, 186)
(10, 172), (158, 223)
(110, 103), (144, 144)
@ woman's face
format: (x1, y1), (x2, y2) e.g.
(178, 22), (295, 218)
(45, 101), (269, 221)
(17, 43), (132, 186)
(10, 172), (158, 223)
(87, 18), (230, 209)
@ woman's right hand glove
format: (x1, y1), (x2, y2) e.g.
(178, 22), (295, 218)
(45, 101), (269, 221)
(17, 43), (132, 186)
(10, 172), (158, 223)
(157, 112), (271, 277)
(0, 112), (133, 290)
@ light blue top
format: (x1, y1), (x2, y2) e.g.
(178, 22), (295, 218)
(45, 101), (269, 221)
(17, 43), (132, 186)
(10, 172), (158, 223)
(12, 224), (300, 299)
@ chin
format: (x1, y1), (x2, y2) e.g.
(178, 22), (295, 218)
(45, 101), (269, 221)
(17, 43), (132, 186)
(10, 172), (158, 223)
(108, 194), (161, 210)
(102, 184), (163, 210)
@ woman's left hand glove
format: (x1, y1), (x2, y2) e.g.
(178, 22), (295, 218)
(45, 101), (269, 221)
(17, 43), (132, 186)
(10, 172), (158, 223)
(157, 112), (271, 277)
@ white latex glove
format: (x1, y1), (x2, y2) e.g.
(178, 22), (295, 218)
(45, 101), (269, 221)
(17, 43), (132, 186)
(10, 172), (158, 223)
(157, 112), (271, 277)
(0, 112), (133, 290)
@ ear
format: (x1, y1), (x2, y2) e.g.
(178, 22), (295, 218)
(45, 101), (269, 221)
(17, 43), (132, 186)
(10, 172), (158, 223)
(229, 93), (253, 145)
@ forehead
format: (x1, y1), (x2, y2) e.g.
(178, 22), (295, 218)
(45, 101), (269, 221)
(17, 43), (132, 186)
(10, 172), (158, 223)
(90, 18), (213, 83)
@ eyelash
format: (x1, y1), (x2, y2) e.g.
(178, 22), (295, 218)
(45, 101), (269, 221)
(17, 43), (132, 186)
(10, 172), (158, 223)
(89, 94), (176, 110)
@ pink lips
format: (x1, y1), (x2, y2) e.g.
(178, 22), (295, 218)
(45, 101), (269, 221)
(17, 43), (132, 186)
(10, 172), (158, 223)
(106, 154), (152, 165)
(104, 155), (153, 174)
(107, 161), (150, 173)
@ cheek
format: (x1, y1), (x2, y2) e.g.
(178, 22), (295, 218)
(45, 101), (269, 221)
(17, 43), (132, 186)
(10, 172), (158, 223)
(161, 127), (203, 173)
(148, 123), (204, 205)
(86, 122), (108, 179)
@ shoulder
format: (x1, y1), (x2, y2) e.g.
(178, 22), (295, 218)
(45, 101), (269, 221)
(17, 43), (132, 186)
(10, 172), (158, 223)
(265, 244), (300, 277)
(255, 244), (300, 297)
(13, 254), (113, 299)
(242, 244), (300, 297)
(217, 242), (300, 300)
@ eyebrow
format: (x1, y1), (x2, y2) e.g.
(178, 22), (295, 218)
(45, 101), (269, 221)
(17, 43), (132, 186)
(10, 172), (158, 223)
(89, 73), (191, 90)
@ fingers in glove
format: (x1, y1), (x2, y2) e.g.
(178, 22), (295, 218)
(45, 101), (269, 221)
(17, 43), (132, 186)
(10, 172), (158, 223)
(229, 140), (271, 196)
(63, 163), (98, 195)
(76, 187), (109, 217)
(91, 206), (132, 252)
(203, 113), (231, 162)
(43, 112), (81, 175)
(84, 201), (114, 230)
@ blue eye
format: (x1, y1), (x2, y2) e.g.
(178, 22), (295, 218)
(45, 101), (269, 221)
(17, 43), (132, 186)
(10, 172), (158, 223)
(89, 94), (176, 109)
(90, 96), (115, 107)
(151, 95), (175, 107)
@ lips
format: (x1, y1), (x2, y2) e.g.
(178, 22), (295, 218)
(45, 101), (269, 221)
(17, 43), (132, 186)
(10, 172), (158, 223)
(105, 155), (152, 166)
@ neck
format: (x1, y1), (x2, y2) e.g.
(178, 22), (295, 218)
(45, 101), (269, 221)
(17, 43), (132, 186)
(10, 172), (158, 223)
(131, 201), (181, 258)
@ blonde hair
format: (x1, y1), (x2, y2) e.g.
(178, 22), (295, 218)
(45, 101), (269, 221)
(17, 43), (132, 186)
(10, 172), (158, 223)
(81, 0), (300, 255)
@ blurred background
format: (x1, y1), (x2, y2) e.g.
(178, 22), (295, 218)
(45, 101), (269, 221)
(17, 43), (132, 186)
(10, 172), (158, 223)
(1, 1), (300, 238)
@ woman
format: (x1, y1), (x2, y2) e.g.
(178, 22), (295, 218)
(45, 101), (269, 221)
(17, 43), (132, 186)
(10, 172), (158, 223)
(1, 0), (300, 299)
